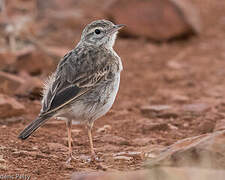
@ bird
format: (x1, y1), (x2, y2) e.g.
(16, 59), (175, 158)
(18, 19), (124, 163)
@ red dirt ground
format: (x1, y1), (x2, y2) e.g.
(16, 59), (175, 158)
(0, 0), (225, 179)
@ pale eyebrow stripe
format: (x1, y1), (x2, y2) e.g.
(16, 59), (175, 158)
(89, 27), (104, 34)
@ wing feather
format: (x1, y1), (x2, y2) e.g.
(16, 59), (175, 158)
(40, 46), (112, 115)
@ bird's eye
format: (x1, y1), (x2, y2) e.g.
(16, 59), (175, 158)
(94, 29), (101, 34)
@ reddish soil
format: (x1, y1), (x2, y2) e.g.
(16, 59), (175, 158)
(0, 0), (225, 179)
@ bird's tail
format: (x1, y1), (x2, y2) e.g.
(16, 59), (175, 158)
(18, 113), (52, 140)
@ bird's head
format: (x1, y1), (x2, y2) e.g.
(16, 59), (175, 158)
(80, 19), (125, 49)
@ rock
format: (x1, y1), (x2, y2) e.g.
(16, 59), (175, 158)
(0, 164), (7, 170)
(14, 48), (56, 76)
(113, 156), (133, 161)
(171, 94), (189, 103)
(44, 46), (71, 58)
(72, 168), (225, 180)
(47, 143), (67, 152)
(79, 154), (92, 162)
(131, 137), (152, 146)
(0, 71), (25, 95)
(101, 134), (130, 146)
(36, 0), (76, 13)
(0, 155), (6, 163)
(0, 146), (6, 150)
(182, 103), (211, 114)
(140, 105), (178, 119)
(71, 129), (82, 136)
(141, 105), (171, 113)
(146, 122), (169, 132)
(113, 151), (144, 160)
(97, 144), (120, 152)
(146, 130), (225, 169)
(12, 150), (49, 159)
(73, 132), (225, 179)
(106, 0), (201, 41)
(157, 89), (189, 103)
(144, 152), (158, 159)
(0, 47), (34, 74)
(97, 125), (112, 133)
(0, 50), (17, 69)
(167, 61), (184, 70)
(0, 94), (25, 119)
(168, 123), (178, 130)
(198, 119), (215, 134)
(0, 117), (23, 123)
(96, 163), (108, 171)
(16, 72), (43, 99)
(214, 119), (225, 132)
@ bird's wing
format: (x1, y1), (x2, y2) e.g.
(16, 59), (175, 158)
(41, 47), (112, 115)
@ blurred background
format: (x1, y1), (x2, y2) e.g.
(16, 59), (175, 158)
(0, 0), (225, 179)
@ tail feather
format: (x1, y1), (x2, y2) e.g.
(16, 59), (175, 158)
(18, 114), (52, 140)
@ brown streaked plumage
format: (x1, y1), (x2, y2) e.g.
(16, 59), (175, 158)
(18, 19), (124, 162)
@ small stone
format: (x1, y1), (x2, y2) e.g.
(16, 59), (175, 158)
(141, 105), (171, 113)
(167, 61), (184, 69)
(132, 137), (151, 146)
(168, 123), (178, 130)
(96, 163), (108, 171)
(147, 131), (225, 169)
(113, 151), (143, 160)
(106, 0), (201, 41)
(47, 143), (67, 152)
(16, 74), (43, 99)
(0, 146), (6, 150)
(15, 48), (56, 75)
(141, 105), (178, 119)
(182, 103), (210, 114)
(32, 146), (38, 150)
(12, 150), (49, 159)
(0, 94), (25, 119)
(113, 156), (133, 161)
(0, 50), (17, 69)
(0, 155), (6, 163)
(71, 129), (82, 135)
(0, 71), (25, 95)
(64, 163), (74, 170)
(144, 152), (157, 159)
(0, 164), (7, 170)
(198, 119), (215, 133)
(35, 153), (49, 159)
(214, 119), (225, 132)
(79, 155), (91, 162)
(45, 46), (71, 58)
(183, 123), (189, 127)
(97, 125), (112, 133)
(171, 94), (189, 103)
(142, 122), (169, 133)
(101, 134), (129, 145)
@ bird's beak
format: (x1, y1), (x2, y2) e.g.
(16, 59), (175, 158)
(114, 24), (126, 30)
(106, 24), (125, 35)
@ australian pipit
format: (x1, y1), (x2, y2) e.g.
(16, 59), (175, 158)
(18, 19), (124, 162)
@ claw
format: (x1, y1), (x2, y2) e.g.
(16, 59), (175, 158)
(66, 153), (76, 164)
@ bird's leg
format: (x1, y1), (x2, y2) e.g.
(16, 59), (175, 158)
(66, 119), (75, 163)
(86, 121), (96, 159)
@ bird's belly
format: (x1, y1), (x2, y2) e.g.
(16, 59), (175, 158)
(61, 74), (120, 124)
(92, 75), (120, 120)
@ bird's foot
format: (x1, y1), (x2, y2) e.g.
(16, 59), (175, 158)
(90, 152), (102, 162)
(66, 153), (76, 164)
